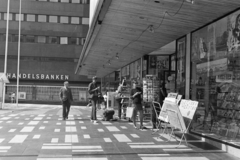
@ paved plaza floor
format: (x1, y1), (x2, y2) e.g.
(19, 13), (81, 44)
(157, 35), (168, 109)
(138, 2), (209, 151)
(0, 104), (239, 160)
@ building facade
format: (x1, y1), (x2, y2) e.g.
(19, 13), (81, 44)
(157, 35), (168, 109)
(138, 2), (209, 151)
(0, 0), (90, 104)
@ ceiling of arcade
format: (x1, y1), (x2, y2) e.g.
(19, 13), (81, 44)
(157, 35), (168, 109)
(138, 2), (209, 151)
(76, 0), (240, 78)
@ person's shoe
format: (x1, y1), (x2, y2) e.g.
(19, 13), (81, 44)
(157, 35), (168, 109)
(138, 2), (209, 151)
(63, 118), (66, 121)
(133, 125), (138, 129)
(90, 119), (93, 122)
(66, 117), (68, 119)
(93, 120), (98, 124)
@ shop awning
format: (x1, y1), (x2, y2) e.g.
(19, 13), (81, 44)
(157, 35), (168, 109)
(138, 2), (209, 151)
(75, 0), (240, 78)
(0, 73), (10, 83)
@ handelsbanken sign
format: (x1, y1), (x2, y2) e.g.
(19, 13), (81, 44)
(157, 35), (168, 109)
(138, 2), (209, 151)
(7, 73), (69, 81)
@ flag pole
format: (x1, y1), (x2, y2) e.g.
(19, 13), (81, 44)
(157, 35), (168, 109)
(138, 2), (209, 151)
(2, 0), (11, 109)
(16, 0), (22, 107)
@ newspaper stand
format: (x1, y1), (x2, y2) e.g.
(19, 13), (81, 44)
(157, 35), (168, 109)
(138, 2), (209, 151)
(158, 97), (198, 147)
(158, 97), (178, 139)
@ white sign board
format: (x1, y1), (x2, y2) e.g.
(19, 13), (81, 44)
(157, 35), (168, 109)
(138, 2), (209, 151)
(179, 99), (198, 120)
(158, 97), (177, 122)
(18, 92), (26, 99)
(107, 92), (117, 109)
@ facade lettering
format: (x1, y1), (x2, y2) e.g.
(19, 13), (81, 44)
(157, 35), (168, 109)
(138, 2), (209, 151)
(6, 73), (69, 81)
(36, 74), (40, 79)
(65, 75), (69, 80)
(51, 75), (54, 79)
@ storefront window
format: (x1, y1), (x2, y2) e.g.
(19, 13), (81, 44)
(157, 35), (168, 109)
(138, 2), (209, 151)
(190, 9), (240, 147)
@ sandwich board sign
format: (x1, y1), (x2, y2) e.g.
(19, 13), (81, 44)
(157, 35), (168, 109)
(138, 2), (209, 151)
(179, 99), (198, 120)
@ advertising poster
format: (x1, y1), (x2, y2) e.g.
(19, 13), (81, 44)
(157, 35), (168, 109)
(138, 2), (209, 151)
(130, 62), (134, 79)
(177, 37), (186, 95)
(227, 10), (240, 55)
(135, 59), (141, 80)
(215, 16), (228, 57)
(192, 27), (208, 62)
(149, 56), (156, 69)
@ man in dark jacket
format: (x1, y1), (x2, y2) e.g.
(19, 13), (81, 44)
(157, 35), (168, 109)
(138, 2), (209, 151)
(88, 76), (100, 123)
(59, 81), (73, 120)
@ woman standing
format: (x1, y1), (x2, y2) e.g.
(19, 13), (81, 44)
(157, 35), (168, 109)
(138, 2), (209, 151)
(131, 81), (144, 129)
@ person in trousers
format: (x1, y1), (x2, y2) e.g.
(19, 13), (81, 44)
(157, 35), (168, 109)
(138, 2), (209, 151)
(116, 82), (123, 119)
(59, 81), (73, 120)
(130, 80), (144, 130)
(88, 76), (100, 123)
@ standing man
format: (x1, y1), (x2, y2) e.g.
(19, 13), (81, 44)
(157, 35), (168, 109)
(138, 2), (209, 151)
(59, 81), (73, 120)
(131, 81), (144, 130)
(88, 76), (99, 123)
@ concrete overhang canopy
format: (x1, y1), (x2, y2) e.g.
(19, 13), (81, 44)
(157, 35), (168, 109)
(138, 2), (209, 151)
(0, 73), (10, 83)
(76, 0), (240, 78)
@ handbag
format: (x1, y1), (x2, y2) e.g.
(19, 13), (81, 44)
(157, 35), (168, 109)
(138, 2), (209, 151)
(126, 107), (134, 118)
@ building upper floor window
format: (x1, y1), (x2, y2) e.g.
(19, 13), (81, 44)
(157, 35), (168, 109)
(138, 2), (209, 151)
(35, 0), (89, 4)
(49, 16), (58, 23)
(4, 13), (13, 21)
(12, 35), (24, 42)
(0, 33), (85, 46)
(49, 36), (59, 44)
(69, 37), (79, 45)
(26, 35), (35, 43)
(1, 12), (86, 26)
(60, 16), (69, 24)
(3, 34), (12, 42)
(71, 17), (80, 24)
(16, 14), (24, 21)
(26, 14), (36, 22)
(37, 36), (46, 43)
(60, 37), (68, 44)
(82, 18), (89, 25)
(38, 15), (47, 22)
(60, 0), (69, 3)
(82, 0), (88, 4)
(72, 0), (80, 3)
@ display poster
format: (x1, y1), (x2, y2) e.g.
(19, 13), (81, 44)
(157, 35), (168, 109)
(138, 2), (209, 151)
(192, 9), (240, 62)
(179, 99), (198, 120)
(121, 66), (126, 77)
(149, 56), (156, 69)
(115, 71), (120, 81)
(156, 56), (169, 70)
(126, 65), (130, 76)
(135, 59), (141, 80)
(130, 63), (134, 79)
(176, 37), (186, 97)
(171, 55), (176, 71)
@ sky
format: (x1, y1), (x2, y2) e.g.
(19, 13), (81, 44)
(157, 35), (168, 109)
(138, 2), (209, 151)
(89, 0), (100, 26)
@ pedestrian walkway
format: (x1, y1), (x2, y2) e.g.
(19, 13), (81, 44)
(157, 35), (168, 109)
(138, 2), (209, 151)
(0, 104), (239, 160)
